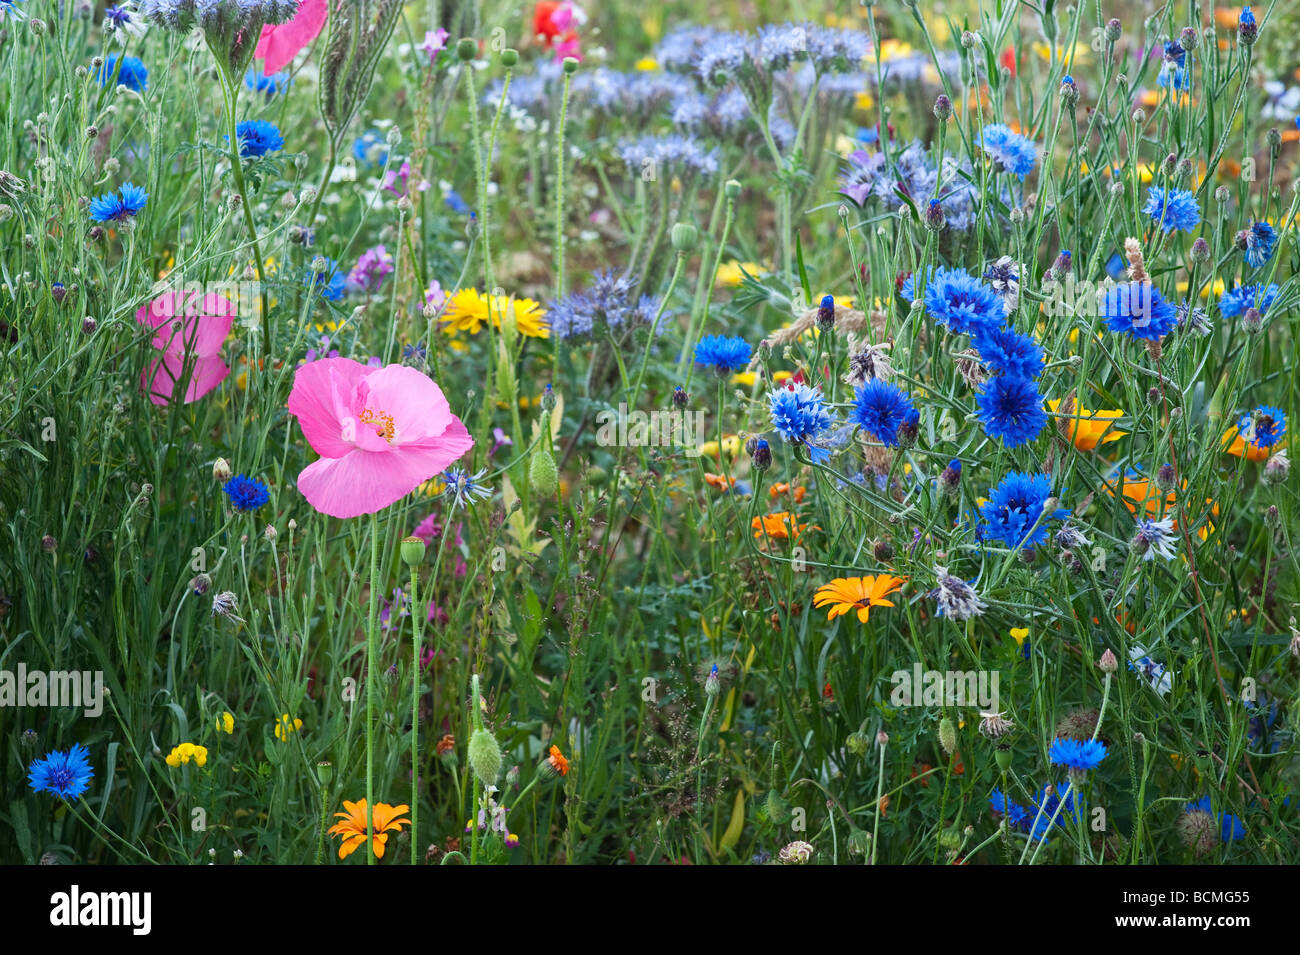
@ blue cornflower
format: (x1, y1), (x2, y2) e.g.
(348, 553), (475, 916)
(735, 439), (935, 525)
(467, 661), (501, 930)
(976, 375), (1047, 447)
(0, 0), (26, 20)
(850, 379), (918, 448)
(88, 182), (148, 222)
(104, 4), (147, 40)
(1048, 737), (1108, 770)
(245, 67), (291, 98)
(444, 188), (471, 215)
(1143, 185), (1200, 233)
(442, 466), (492, 509)
(1186, 795), (1246, 843)
(231, 119), (284, 158)
(768, 381), (833, 446)
(1156, 63), (1191, 90)
(1029, 783), (1083, 840)
(693, 334), (751, 374)
(990, 790), (1030, 831)
(979, 471), (1070, 549)
(972, 324), (1045, 378)
(1219, 282), (1279, 318)
(305, 258), (346, 301)
(98, 54), (148, 92)
(979, 123), (1037, 179)
(222, 474), (270, 512)
(1238, 6), (1257, 44)
(1239, 405), (1287, 450)
(1239, 221), (1277, 268)
(28, 743), (94, 800)
(1163, 40), (1186, 67)
(922, 267), (1005, 336)
(353, 128), (389, 167)
(1099, 280), (1178, 339)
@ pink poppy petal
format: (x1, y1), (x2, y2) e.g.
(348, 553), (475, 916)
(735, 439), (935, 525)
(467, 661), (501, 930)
(255, 0), (329, 74)
(286, 357), (372, 458)
(141, 353), (229, 406)
(295, 443), (463, 518)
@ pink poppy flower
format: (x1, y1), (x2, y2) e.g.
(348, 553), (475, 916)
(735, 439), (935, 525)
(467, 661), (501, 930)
(287, 358), (473, 518)
(254, 0), (329, 75)
(136, 290), (236, 405)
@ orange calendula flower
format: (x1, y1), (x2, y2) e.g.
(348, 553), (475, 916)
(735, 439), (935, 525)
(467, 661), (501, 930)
(328, 799), (411, 860)
(768, 482), (807, 503)
(704, 472), (738, 492)
(813, 575), (906, 623)
(752, 511), (812, 541)
(1048, 398), (1126, 451)
(544, 745), (570, 777)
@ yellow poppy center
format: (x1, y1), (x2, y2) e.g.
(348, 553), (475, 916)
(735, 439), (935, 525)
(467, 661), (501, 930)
(360, 407), (396, 443)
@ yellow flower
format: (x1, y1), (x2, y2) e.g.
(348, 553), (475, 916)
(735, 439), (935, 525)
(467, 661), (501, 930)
(853, 90), (874, 111)
(634, 57), (658, 71)
(812, 575), (907, 624)
(274, 714), (303, 740)
(731, 371), (757, 388)
(715, 261), (767, 287)
(1047, 398), (1127, 451)
(698, 435), (742, 459)
(878, 39), (915, 62)
(216, 711), (234, 734)
(1009, 627), (1029, 648)
(1175, 277), (1225, 299)
(166, 742), (207, 767)
(440, 288), (549, 339)
(418, 475), (448, 497)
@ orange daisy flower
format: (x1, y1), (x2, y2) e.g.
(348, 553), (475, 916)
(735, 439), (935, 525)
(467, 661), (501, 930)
(813, 575), (906, 623)
(327, 799), (411, 860)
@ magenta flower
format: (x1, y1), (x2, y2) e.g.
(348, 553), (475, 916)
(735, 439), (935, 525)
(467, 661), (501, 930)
(254, 0), (328, 74)
(286, 358), (473, 518)
(348, 244), (394, 294)
(136, 290), (236, 405)
(420, 28), (449, 63)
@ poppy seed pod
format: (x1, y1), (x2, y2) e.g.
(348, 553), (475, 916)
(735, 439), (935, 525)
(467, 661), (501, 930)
(468, 728), (502, 785)
(529, 447), (558, 497)
(400, 535), (426, 567)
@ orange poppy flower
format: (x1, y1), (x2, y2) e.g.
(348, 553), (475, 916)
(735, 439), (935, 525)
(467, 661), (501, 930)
(328, 799), (411, 860)
(1221, 425), (1280, 462)
(1105, 470), (1176, 519)
(1049, 398), (1126, 451)
(813, 575), (906, 623)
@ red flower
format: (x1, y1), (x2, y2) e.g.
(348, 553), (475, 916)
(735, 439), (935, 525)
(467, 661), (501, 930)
(999, 46), (1017, 76)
